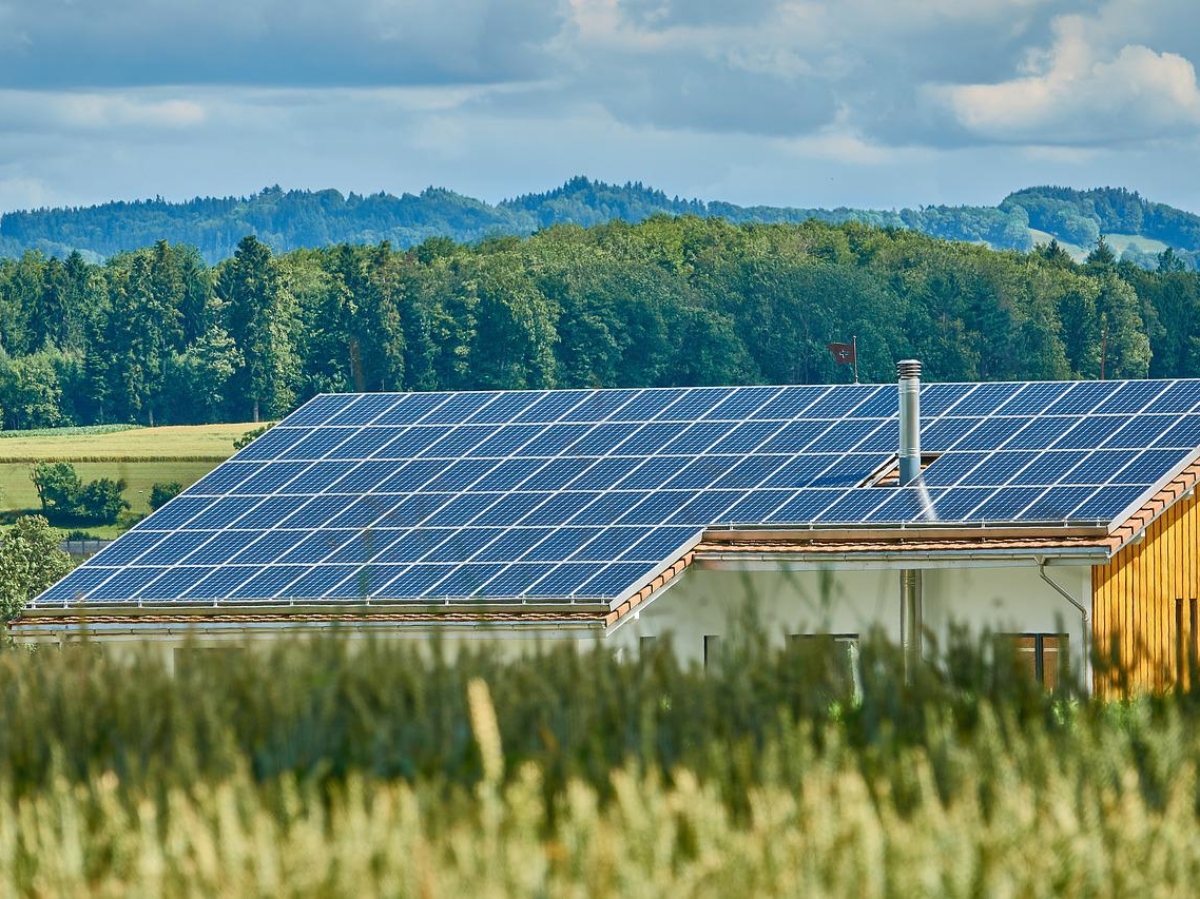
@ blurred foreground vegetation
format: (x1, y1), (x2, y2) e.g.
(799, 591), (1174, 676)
(2, 627), (1199, 894)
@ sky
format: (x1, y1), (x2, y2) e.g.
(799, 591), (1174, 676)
(2, 0), (1200, 215)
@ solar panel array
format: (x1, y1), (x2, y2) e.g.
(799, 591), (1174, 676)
(36, 379), (1200, 609)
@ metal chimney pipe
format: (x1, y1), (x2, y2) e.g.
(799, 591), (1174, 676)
(897, 360), (922, 487)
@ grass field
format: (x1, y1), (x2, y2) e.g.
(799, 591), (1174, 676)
(0, 631), (1198, 893)
(0, 422), (253, 531)
(0, 421), (252, 462)
(1027, 228), (1171, 261)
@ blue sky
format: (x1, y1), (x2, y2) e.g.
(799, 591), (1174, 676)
(2, 0), (1199, 214)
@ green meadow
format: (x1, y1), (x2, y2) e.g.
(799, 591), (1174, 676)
(0, 423), (250, 529)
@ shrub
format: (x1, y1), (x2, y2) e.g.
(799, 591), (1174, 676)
(77, 477), (129, 524)
(149, 481), (182, 511)
(234, 422), (275, 450)
(28, 462), (129, 525)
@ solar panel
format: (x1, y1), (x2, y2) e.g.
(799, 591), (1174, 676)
(38, 379), (1200, 611)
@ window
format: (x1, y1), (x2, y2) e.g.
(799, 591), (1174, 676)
(1175, 598), (1198, 684)
(994, 633), (1067, 689)
(790, 633), (860, 700)
(704, 635), (721, 670)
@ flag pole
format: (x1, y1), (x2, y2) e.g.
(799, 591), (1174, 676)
(852, 335), (859, 383)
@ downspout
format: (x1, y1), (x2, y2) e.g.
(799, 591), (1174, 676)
(898, 360), (923, 681)
(1038, 557), (1090, 694)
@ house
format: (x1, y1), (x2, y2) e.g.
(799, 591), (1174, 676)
(13, 363), (1200, 694)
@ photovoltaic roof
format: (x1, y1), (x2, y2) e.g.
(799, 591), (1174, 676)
(36, 379), (1200, 610)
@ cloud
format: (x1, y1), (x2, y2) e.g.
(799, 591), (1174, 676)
(0, 0), (563, 89)
(934, 6), (1200, 145)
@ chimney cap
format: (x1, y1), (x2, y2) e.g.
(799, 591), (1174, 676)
(897, 360), (922, 380)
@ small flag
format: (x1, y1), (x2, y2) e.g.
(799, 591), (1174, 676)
(827, 342), (856, 365)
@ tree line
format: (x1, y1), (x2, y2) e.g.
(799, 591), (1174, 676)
(10, 178), (1200, 266)
(0, 216), (1195, 430)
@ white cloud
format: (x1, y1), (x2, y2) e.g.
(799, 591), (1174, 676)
(936, 11), (1200, 144)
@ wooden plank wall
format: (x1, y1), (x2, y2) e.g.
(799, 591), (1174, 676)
(1093, 486), (1199, 695)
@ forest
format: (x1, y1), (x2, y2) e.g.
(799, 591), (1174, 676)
(4, 179), (1199, 267)
(0, 214), (1194, 431)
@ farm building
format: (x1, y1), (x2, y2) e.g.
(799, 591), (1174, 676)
(13, 363), (1200, 694)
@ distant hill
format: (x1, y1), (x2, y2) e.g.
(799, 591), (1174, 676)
(3, 177), (1199, 267)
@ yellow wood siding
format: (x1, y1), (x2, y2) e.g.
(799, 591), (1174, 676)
(1094, 486), (1200, 695)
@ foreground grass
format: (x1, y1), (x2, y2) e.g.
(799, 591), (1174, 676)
(1, 631), (1199, 895)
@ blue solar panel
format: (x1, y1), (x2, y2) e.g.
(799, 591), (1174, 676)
(1155, 416), (1200, 449)
(418, 393), (496, 425)
(920, 417), (983, 452)
(87, 532), (164, 565)
(521, 527), (597, 562)
(136, 531), (214, 564)
(465, 390), (544, 423)
(703, 386), (781, 419)
(44, 379), (1200, 611)
(712, 456), (788, 489)
(668, 490), (745, 525)
(330, 460), (408, 492)
(231, 461), (312, 495)
(806, 385), (880, 417)
(571, 457), (643, 490)
(1015, 487), (1098, 522)
(513, 390), (590, 423)
(422, 426), (498, 457)
(946, 382), (1023, 416)
(230, 530), (309, 564)
(277, 429), (357, 461)
(565, 389), (643, 422)
(279, 461), (359, 493)
(921, 451), (989, 487)
(862, 487), (934, 523)
(528, 562), (606, 597)
(520, 457), (595, 491)
(190, 462), (266, 495)
(578, 562), (660, 598)
(999, 381), (1072, 414)
(570, 491), (652, 525)
(422, 492), (501, 527)
(234, 427), (311, 461)
(182, 531), (259, 565)
(766, 488), (845, 523)
(331, 427), (409, 458)
(1146, 381), (1200, 414)
(324, 394), (404, 426)
(135, 566), (214, 600)
(957, 452), (1038, 487)
(372, 393), (450, 425)
(617, 457), (691, 490)
(421, 459), (502, 492)
(724, 489), (796, 523)
(373, 530), (452, 564)
(815, 489), (890, 523)
(1068, 485), (1147, 522)
(751, 386), (829, 420)
(661, 387), (733, 420)
(1007, 451), (1083, 486)
(38, 567), (117, 602)
(520, 492), (602, 526)
(619, 491), (693, 525)
(282, 565), (360, 598)
(758, 421), (832, 454)
(228, 565), (307, 599)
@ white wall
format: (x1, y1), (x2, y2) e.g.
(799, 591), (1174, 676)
(611, 562), (1093, 676)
